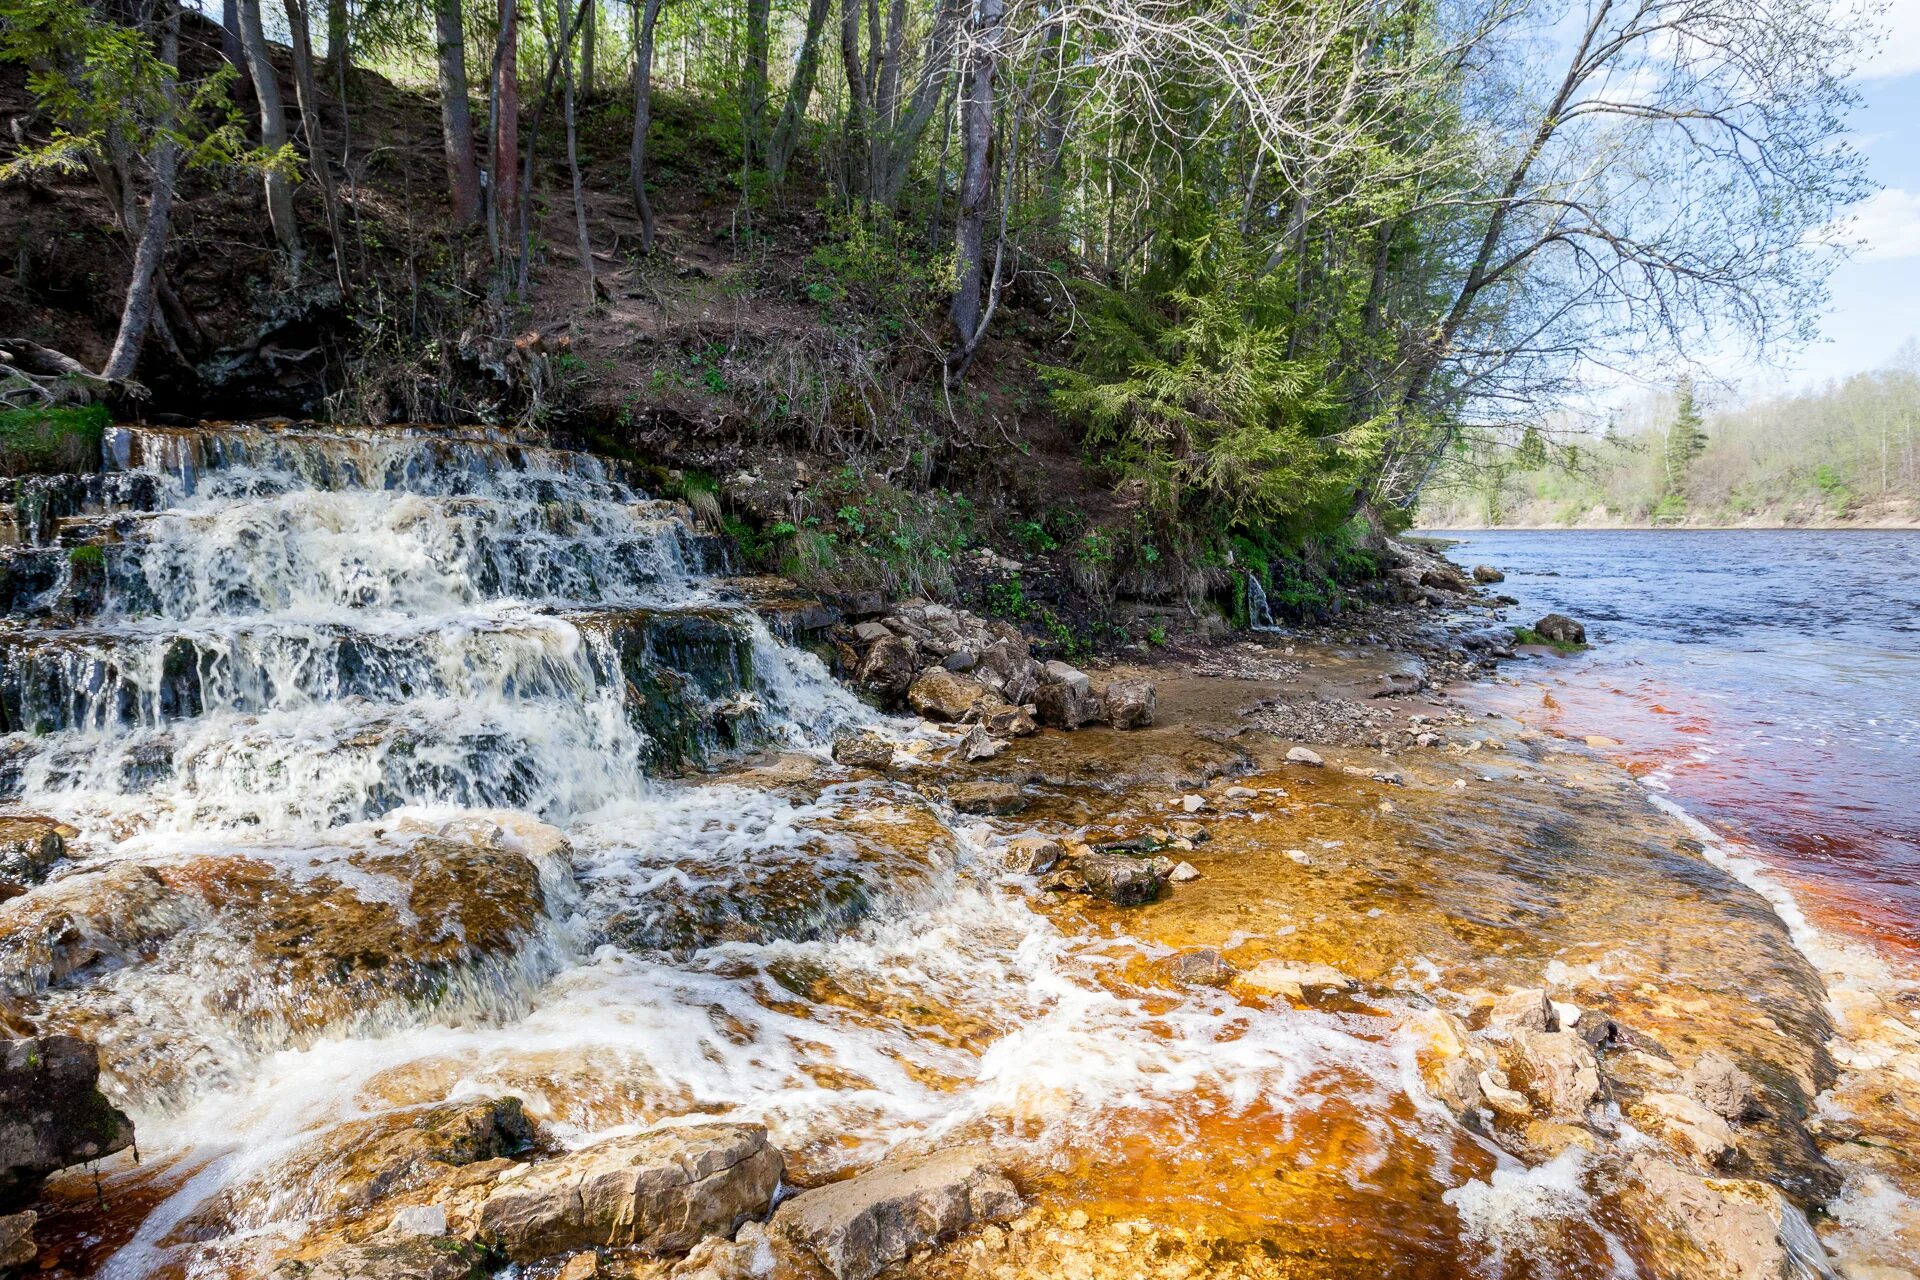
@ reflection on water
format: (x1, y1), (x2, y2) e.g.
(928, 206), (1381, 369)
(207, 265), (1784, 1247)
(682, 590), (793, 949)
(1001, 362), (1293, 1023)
(1434, 529), (1920, 950)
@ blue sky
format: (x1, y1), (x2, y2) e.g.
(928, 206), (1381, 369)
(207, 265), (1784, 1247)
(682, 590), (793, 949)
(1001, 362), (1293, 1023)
(1756, 0), (1920, 392)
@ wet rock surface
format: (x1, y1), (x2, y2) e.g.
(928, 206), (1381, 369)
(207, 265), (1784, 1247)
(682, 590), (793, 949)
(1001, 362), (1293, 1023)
(0, 1036), (134, 1206)
(770, 1146), (1022, 1280)
(478, 1122), (782, 1261)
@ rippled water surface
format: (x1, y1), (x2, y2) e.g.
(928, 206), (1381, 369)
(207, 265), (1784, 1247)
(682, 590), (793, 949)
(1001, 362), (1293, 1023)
(1435, 529), (1920, 950)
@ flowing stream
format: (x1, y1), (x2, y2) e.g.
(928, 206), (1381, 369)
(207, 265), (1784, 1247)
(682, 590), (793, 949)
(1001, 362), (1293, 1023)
(5, 430), (1917, 1279)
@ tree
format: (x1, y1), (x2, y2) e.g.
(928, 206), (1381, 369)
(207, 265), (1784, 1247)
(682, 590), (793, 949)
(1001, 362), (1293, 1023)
(236, 0), (303, 275)
(0, 0), (248, 381)
(947, 0), (1002, 354)
(435, 0), (483, 225)
(285, 0), (349, 287)
(1365, 0), (1870, 512)
(628, 0), (667, 249)
(767, 0), (836, 180)
(1661, 376), (1707, 495)
(491, 0), (520, 264)
(559, 0), (595, 300)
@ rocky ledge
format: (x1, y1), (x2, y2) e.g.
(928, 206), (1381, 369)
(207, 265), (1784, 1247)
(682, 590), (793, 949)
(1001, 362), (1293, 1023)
(828, 600), (1157, 736)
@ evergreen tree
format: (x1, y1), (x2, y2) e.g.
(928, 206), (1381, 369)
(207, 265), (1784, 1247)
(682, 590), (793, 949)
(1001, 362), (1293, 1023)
(1663, 376), (1708, 496)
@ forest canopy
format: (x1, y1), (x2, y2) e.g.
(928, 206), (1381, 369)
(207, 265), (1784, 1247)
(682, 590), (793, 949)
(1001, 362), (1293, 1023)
(0, 0), (1883, 561)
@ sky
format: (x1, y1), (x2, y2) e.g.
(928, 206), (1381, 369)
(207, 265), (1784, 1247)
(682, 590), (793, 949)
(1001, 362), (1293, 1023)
(1758, 0), (1920, 393)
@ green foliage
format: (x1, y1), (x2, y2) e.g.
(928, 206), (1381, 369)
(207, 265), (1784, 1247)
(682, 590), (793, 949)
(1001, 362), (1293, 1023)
(0, 404), (108, 476)
(802, 208), (955, 342)
(738, 472), (974, 597)
(1231, 519), (1379, 625)
(985, 577), (1031, 619)
(1813, 463), (1853, 513)
(0, 0), (253, 184)
(1039, 213), (1368, 540)
(1660, 376), (1708, 502)
(67, 543), (105, 568)
(1011, 521), (1057, 555)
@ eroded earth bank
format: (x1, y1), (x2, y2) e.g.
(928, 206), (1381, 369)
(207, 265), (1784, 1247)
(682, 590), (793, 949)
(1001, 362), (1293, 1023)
(1, 423), (1917, 1280)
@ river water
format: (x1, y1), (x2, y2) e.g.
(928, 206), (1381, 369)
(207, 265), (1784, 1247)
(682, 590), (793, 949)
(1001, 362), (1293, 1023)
(8, 435), (1920, 1278)
(1433, 529), (1920, 954)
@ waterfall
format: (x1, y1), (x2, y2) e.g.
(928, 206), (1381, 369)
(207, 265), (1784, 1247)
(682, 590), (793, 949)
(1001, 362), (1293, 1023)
(2, 423), (868, 835)
(1246, 571), (1280, 631)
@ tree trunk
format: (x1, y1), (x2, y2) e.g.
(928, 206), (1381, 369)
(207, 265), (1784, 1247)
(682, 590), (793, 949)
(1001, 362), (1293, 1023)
(767, 0), (834, 181)
(579, 0), (595, 99)
(324, 0), (349, 76)
(560, 0), (595, 301)
(947, 0), (1001, 344)
(236, 0), (303, 278)
(219, 0), (246, 75)
(873, 0), (960, 207)
(492, 0), (520, 258)
(104, 4), (183, 382)
(629, 0), (666, 249)
(285, 0), (349, 289)
(838, 0), (869, 200)
(742, 0), (771, 165)
(436, 0), (483, 224)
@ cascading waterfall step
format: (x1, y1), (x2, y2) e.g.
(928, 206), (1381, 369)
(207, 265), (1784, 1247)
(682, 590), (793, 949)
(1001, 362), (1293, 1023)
(0, 420), (868, 830)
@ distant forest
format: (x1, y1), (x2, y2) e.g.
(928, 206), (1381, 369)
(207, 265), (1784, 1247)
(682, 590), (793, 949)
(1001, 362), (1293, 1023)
(1419, 344), (1920, 528)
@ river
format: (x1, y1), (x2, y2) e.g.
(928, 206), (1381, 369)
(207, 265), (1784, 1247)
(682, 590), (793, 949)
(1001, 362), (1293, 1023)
(1431, 529), (1920, 956)
(6, 434), (1920, 1278)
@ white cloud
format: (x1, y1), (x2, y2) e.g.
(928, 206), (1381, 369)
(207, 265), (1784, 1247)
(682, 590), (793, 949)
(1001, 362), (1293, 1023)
(1841, 188), (1920, 259)
(1860, 0), (1920, 78)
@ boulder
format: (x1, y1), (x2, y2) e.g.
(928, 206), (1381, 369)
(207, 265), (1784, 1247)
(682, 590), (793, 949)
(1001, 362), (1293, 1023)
(1505, 1029), (1602, 1118)
(947, 782), (1028, 816)
(855, 636), (916, 699)
(831, 732), (895, 771)
(1488, 988), (1557, 1035)
(1103, 679), (1156, 730)
(973, 643), (1042, 705)
(1076, 854), (1163, 906)
(1476, 1069), (1534, 1119)
(851, 622), (893, 644)
(941, 649), (977, 673)
(1033, 682), (1096, 731)
(317, 1097), (535, 1216)
(1684, 1051), (1761, 1122)
(1629, 1091), (1736, 1168)
(770, 1146), (1022, 1280)
(980, 704), (1037, 738)
(906, 670), (989, 723)
(957, 726), (1004, 762)
(1284, 746), (1324, 767)
(0, 819), (71, 887)
(1, 1036), (136, 1205)
(0, 1210), (34, 1270)
(1002, 837), (1063, 876)
(478, 1122), (782, 1262)
(1166, 949), (1235, 988)
(1617, 1149), (1835, 1280)
(1041, 662), (1092, 697)
(0, 863), (189, 997)
(1234, 961), (1357, 1001)
(1472, 565), (1506, 584)
(270, 1237), (491, 1280)
(1532, 614), (1586, 646)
